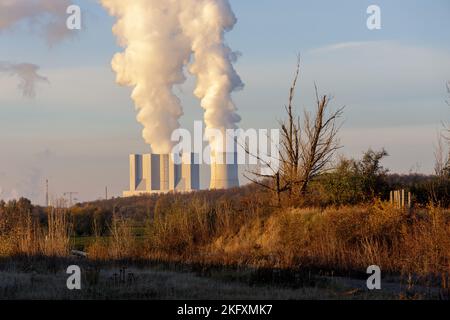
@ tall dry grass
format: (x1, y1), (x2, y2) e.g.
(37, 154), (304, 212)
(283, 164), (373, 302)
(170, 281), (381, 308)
(87, 212), (137, 260)
(2, 191), (448, 279)
(42, 208), (71, 256)
(0, 206), (71, 257)
(251, 203), (449, 275)
(85, 192), (450, 278)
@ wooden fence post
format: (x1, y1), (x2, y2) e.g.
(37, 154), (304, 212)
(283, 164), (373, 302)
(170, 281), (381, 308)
(396, 191), (400, 208)
(401, 189), (405, 209)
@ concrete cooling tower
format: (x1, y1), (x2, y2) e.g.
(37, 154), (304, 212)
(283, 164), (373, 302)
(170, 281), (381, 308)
(123, 153), (200, 197)
(123, 150), (239, 197)
(209, 152), (239, 189)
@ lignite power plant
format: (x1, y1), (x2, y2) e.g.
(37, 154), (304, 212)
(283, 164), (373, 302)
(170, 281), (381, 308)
(123, 151), (239, 196)
(103, 0), (243, 196)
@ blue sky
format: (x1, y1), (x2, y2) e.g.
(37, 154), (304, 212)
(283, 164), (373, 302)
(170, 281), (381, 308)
(0, 0), (449, 203)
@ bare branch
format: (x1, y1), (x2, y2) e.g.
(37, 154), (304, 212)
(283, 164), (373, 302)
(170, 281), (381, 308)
(446, 81), (450, 107)
(244, 57), (344, 204)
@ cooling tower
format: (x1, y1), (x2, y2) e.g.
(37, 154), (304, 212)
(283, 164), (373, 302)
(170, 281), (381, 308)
(169, 153), (182, 191)
(124, 152), (200, 196)
(159, 154), (169, 191)
(129, 154), (143, 192)
(210, 152), (239, 189)
(181, 153), (200, 191)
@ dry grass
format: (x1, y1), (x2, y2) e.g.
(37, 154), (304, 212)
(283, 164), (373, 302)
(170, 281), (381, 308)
(84, 195), (450, 281)
(1, 191), (449, 299)
(251, 203), (450, 275)
(0, 263), (398, 300)
(0, 207), (71, 258)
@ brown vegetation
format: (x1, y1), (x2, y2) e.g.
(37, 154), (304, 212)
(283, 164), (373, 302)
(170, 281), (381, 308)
(74, 189), (449, 280)
(3, 188), (448, 299)
(2, 187), (448, 281)
(0, 198), (70, 257)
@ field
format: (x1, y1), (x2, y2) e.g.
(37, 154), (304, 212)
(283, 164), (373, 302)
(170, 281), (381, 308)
(0, 257), (400, 300)
(1, 184), (449, 300)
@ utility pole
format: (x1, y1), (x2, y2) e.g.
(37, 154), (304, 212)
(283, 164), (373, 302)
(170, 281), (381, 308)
(105, 186), (108, 200)
(45, 179), (49, 207)
(63, 191), (78, 207)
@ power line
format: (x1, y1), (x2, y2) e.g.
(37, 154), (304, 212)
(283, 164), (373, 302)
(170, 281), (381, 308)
(45, 179), (49, 207)
(63, 191), (78, 207)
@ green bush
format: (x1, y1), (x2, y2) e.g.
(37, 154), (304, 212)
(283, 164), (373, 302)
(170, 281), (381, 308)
(310, 149), (389, 206)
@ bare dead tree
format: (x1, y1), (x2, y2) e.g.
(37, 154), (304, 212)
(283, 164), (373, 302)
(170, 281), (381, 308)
(241, 57), (301, 205)
(436, 82), (450, 175)
(446, 81), (450, 107)
(444, 81), (450, 172)
(279, 57), (301, 195)
(241, 132), (290, 206)
(297, 84), (344, 194)
(244, 57), (344, 205)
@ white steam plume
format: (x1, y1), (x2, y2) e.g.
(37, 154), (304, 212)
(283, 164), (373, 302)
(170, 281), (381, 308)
(101, 0), (191, 154)
(101, 0), (242, 155)
(179, 0), (243, 153)
(0, 62), (49, 98)
(0, 0), (72, 44)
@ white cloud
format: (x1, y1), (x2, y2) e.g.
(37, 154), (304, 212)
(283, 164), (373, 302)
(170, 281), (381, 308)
(308, 41), (375, 55)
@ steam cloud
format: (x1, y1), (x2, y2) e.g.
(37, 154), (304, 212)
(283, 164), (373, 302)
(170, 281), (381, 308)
(0, 62), (49, 98)
(0, 0), (72, 44)
(0, 0), (74, 97)
(101, 0), (243, 154)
